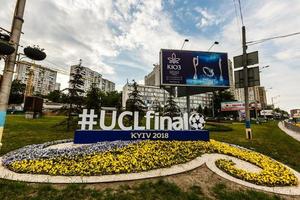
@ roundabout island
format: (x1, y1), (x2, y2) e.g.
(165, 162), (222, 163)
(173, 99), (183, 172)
(1, 138), (300, 196)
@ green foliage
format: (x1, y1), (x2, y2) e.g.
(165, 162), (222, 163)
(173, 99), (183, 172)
(0, 178), (284, 200)
(164, 95), (181, 118)
(0, 179), (207, 200)
(68, 63), (84, 109)
(8, 79), (26, 104)
(125, 80), (146, 116)
(101, 91), (122, 108)
(152, 98), (162, 113)
(85, 84), (103, 113)
(203, 106), (211, 117)
(46, 90), (62, 103)
(213, 91), (235, 116)
(212, 183), (281, 200)
(65, 61), (85, 130)
(197, 104), (203, 114)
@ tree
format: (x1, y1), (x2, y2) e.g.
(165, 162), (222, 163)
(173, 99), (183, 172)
(60, 92), (69, 104)
(152, 98), (162, 113)
(125, 80), (146, 122)
(66, 60), (84, 130)
(102, 91), (122, 107)
(197, 104), (203, 114)
(203, 106), (211, 117)
(9, 79), (26, 104)
(46, 90), (61, 103)
(164, 94), (181, 118)
(85, 84), (102, 114)
(213, 90), (235, 116)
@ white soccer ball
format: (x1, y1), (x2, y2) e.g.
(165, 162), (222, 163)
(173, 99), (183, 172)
(189, 113), (206, 130)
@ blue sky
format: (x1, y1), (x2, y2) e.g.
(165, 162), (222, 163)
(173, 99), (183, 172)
(1, 0), (300, 111)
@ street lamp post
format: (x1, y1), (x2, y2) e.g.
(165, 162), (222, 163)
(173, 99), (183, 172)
(259, 65), (270, 73)
(207, 41), (219, 118)
(271, 95), (280, 108)
(208, 41), (219, 52)
(181, 39), (189, 50)
(180, 39), (190, 126)
(0, 0), (27, 149)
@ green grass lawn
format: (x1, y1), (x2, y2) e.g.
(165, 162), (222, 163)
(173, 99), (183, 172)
(210, 121), (300, 172)
(0, 115), (299, 200)
(0, 115), (73, 155)
(0, 179), (282, 200)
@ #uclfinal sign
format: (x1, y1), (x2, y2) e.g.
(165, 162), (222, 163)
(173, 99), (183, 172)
(74, 109), (210, 144)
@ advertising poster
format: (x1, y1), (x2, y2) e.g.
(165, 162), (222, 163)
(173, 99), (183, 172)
(291, 109), (300, 118)
(221, 101), (261, 111)
(221, 101), (245, 111)
(160, 49), (229, 87)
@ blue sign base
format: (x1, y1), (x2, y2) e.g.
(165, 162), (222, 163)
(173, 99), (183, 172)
(74, 130), (210, 144)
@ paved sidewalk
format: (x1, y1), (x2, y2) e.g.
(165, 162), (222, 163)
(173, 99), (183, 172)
(278, 121), (300, 142)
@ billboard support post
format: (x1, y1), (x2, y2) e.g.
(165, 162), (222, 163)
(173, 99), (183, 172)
(242, 26), (252, 139)
(186, 88), (190, 130)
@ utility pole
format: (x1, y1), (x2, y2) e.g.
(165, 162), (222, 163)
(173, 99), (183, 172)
(242, 26), (252, 139)
(0, 0), (26, 148)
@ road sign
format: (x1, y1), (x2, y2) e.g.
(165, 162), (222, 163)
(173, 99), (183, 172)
(233, 51), (259, 68)
(235, 66), (260, 88)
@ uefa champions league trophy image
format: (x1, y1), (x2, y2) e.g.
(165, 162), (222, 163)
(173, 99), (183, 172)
(193, 56), (199, 79)
(219, 58), (223, 81)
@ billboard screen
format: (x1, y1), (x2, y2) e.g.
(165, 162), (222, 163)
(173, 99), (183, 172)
(160, 49), (229, 87)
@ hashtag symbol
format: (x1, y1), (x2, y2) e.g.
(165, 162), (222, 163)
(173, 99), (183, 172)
(78, 109), (98, 130)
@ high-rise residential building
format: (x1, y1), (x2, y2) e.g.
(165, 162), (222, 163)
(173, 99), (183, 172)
(227, 59), (235, 94)
(144, 64), (160, 86)
(234, 86), (267, 107)
(15, 61), (58, 95)
(54, 83), (61, 91)
(256, 86), (267, 108)
(122, 83), (213, 112)
(69, 65), (115, 93)
(102, 78), (115, 92)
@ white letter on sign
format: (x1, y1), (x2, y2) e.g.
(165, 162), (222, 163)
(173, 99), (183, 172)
(99, 110), (116, 130)
(145, 111), (154, 130)
(134, 111), (145, 130)
(118, 111), (133, 130)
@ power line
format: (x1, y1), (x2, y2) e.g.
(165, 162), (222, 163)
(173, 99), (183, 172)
(237, 0), (244, 26)
(247, 31), (300, 46)
(42, 59), (69, 75)
(232, 0), (242, 43)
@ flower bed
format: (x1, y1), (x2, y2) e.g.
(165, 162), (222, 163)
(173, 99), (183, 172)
(2, 140), (298, 187)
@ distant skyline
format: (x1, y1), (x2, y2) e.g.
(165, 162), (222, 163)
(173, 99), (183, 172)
(0, 0), (299, 111)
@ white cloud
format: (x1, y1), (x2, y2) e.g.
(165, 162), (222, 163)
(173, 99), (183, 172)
(194, 7), (222, 29)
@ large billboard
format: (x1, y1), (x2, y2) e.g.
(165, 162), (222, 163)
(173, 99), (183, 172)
(160, 49), (229, 87)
